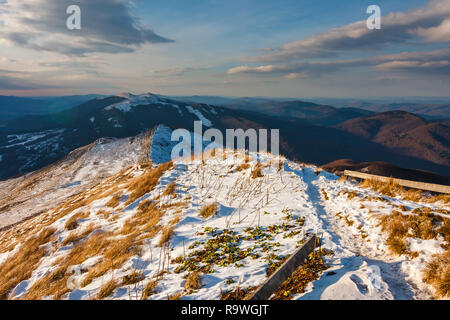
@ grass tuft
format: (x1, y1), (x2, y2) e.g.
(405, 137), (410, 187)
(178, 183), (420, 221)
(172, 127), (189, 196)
(185, 271), (202, 290)
(199, 202), (219, 219)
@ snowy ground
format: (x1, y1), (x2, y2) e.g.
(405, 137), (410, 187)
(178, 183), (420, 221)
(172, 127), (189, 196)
(0, 129), (448, 300)
(0, 133), (150, 230)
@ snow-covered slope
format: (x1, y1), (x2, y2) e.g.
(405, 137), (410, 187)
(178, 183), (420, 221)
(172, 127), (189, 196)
(0, 129), (448, 300)
(0, 131), (152, 231)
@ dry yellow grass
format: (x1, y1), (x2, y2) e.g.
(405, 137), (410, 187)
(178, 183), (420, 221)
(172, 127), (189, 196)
(0, 227), (56, 299)
(359, 177), (449, 204)
(96, 279), (119, 300)
(141, 279), (159, 300)
(321, 189), (329, 201)
(82, 235), (142, 287)
(168, 292), (183, 300)
(163, 182), (177, 197)
(106, 194), (122, 208)
(427, 194), (450, 204)
(126, 161), (173, 204)
(423, 250), (449, 298)
(64, 211), (89, 231)
(199, 202), (219, 219)
(158, 225), (175, 247)
(0, 162), (180, 300)
(344, 215), (354, 227)
(25, 232), (113, 300)
(61, 223), (96, 246)
(235, 163), (250, 172)
(185, 271), (202, 290)
(122, 271), (145, 286)
(378, 209), (449, 257)
(250, 163), (264, 179)
(360, 178), (403, 197)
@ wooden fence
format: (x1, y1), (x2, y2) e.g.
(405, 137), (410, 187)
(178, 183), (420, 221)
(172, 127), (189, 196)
(343, 170), (450, 194)
(248, 235), (319, 300)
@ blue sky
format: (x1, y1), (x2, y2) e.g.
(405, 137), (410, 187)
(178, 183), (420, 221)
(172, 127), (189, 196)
(0, 0), (449, 97)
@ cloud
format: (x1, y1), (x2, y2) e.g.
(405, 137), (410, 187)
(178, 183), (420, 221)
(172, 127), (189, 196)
(415, 18), (450, 42)
(228, 48), (450, 78)
(149, 67), (205, 78)
(227, 65), (276, 74)
(246, 0), (450, 63)
(0, 0), (173, 56)
(227, 60), (366, 78)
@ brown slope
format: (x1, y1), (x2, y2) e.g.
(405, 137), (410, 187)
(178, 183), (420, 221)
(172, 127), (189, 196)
(336, 111), (450, 167)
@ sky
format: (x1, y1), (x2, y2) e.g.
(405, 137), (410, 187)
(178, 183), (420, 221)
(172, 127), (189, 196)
(0, 0), (449, 97)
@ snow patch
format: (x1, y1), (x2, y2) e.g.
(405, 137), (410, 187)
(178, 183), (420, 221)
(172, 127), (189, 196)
(185, 105), (213, 127)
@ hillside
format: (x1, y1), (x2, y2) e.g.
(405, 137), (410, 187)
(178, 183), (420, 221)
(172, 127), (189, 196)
(180, 96), (373, 126)
(0, 95), (103, 122)
(336, 111), (450, 167)
(307, 98), (450, 121)
(1, 94), (448, 180)
(0, 128), (448, 300)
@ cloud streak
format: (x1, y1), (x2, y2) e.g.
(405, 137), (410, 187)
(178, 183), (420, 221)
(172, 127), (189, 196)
(246, 0), (450, 63)
(0, 0), (173, 56)
(228, 48), (450, 78)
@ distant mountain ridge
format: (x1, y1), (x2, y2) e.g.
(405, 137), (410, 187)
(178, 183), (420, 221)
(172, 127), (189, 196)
(0, 93), (448, 180)
(178, 96), (373, 126)
(307, 98), (450, 120)
(336, 111), (450, 167)
(0, 95), (104, 121)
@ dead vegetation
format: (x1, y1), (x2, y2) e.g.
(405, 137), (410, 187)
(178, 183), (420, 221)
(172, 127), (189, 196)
(106, 194), (122, 208)
(235, 163), (250, 172)
(199, 202), (219, 219)
(360, 178), (450, 204)
(360, 178), (402, 197)
(220, 286), (256, 300)
(185, 271), (202, 290)
(422, 251), (450, 298)
(163, 182), (177, 198)
(96, 279), (119, 300)
(168, 292), (183, 300)
(125, 161), (173, 204)
(141, 279), (159, 300)
(61, 223), (96, 246)
(82, 235), (143, 287)
(122, 271), (145, 286)
(377, 209), (450, 297)
(158, 225), (175, 247)
(0, 228), (56, 299)
(321, 189), (329, 201)
(0, 160), (182, 300)
(250, 163), (264, 179)
(64, 211), (89, 231)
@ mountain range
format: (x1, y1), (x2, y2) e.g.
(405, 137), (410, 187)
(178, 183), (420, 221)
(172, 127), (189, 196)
(0, 93), (448, 181)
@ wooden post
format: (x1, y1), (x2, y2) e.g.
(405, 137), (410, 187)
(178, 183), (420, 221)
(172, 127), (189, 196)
(248, 236), (318, 300)
(258, 208), (261, 228)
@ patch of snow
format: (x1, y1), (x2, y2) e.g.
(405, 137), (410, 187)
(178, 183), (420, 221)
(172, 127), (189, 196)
(172, 104), (183, 116)
(185, 105), (213, 127)
(106, 93), (165, 113)
(4, 129), (65, 149)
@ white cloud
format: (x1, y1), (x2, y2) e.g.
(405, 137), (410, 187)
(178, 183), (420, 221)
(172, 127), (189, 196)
(415, 18), (450, 42)
(0, 0), (173, 56)
(228, 48), (450, 78)
(246, 0), (450, 63)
